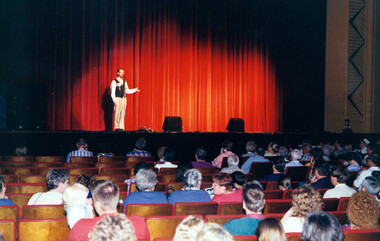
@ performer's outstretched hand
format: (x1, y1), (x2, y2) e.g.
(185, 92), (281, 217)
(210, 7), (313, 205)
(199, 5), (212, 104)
(135, 88), (140, 92)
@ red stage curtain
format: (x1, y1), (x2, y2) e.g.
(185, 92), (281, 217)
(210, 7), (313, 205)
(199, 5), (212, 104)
(34, 1), (282, 132)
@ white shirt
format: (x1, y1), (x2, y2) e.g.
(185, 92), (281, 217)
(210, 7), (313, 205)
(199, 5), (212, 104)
(110, 77), (137, 102)
(154, 161), (178, 170)
(353, 166), (380, 189)
(285, 160), (303, 169)
(27, 191), (63, 205)
(323, 184), (356, 199)
(282, 217), (304, 233)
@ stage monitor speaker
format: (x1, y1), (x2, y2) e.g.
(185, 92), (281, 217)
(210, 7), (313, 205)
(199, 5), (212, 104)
(0, 83), (7, 129)
(227, 118), (244, 132)
(162, 116), (182, 132)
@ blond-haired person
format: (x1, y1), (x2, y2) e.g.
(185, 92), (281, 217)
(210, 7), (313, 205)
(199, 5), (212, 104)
(173, 216), (204, 241)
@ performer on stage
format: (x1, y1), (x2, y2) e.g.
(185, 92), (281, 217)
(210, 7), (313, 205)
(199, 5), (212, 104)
(110, 68), (140, 131)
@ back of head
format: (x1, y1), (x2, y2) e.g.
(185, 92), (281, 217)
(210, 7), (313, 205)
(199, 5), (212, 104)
(301, 211), (343, 241)
(330, 167), (349, 184)
(362, 176), (380, 195)
(222, 140), (234, 152)
(230, 171), (247, 187)
(273, 158), (286, 173)
(256, 147), (265, 157)
(291, 185), (322, 218)
(63, 183), (89, 210)
(347, 191), (379, 229)
(303, 143), (312, 153)
(197, 223), (233, 241)
(310, 147), (323, 160)
(90, 214), (136, 241)
(277, 175), (291, 190)
(157, 146), (167, 160)
(76, 138), (87, 147)
(246, 141), (257, 153)
(135, 137), (147, 150)
(195, 147), (207, 161)
(133, 162), (150, 176)
(256, 218), (287, 241)
(173, 215), (204, 241)
(135, 169), (157, 191)
(46, 169), (69, 191)
(372, 170), (380, 180)
(278, 146), (290, 158)
(227, 155), (239, 166)
(163, 148), (175, 162)
(270, 142), (279, 153)
(75, 174), (96, 189)
(366, 154), (379, 166)
(314, 161), (330, 177)
(213, 173), (233, 192)
(243, 183), (265, 213)
(184, 169), (202, 189)
(92, 180), (119, 212)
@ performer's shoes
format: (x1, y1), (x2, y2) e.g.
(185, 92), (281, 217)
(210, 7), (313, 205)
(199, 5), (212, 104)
(115, 128), (123, 132)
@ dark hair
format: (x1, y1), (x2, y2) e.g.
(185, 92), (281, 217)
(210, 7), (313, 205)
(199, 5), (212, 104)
(256, 147), (265, 157)
(163, 148), (175, 162)
(222, 140), (234, 152)
(301, 211), (344, 241)
(75, 175), (96, 189)
(270, 142), (279, 153)
(175, 162), (193, 182)
(345, 152), (362, 166)
(310, 148), (323, 159)
(314, 162), (330, 177)
(116, 68), (123, 74)
(133, 162), (150, 176)
(135, 137), (147, 150)
(303, 143), (312, 153)
(278, 146), (290, 158)
(0, 175), (4, 193)
(278, 175), (292, 189)
(46, 169), (69, 190)
(273, 158), (286, 173)
(230, 171), (247, 187)
(372, 171), (380, 180)
(330, 167), (349, 184)
(335, 139), (344, 148)
(195, 147), (207, 161)
(366, 155), (379, 166)
(246, 141), (257, 153)
(243, 183), (265, 213)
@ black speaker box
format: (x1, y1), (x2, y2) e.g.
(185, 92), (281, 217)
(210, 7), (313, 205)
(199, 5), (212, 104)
(162, 116), (182, 132)
(226, 118), (244, 132)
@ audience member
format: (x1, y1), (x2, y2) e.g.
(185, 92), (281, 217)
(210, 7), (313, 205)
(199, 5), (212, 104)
(345, 152), (362, 172)
(359, 138), (370, 154)
(285, 149), (303, 168)
(301, 211), (343, 241)
(281, 185), (323, 233)
(126, 137), (151, 158)
(69, 180), (149, 241)
(241, 147), (270, 173)
(197, 223), (233, 241)
(211, 173), (242, 204)
(89, 214), (136, 241)
(331, 139), (347, 158)
(278, 175), (292, 191)
(14, 144), (28, 156)
(321, 145), (331, 161)
(323, 167), (356, 199)
(28, 169), (69, 205)
(265, 142), (279, 157)
(212, 140), (235, 168)
(124, 162), (150, 194)
(192, 147), (212, 168)
(242, 141), (257, 157)
(123, 169), (168, 210)
(278, 146), (290, 160)
(75, 174), (96, 198)
(372, 170), (380, 180)
(220, 155), (246, 174)
(157, 146), (167, 162)
(230, 171), (247, 190)
(169, 169), (211, 204)
(259, 158), (285, 181)
(175, 162), (193, 182)
(345, 191), (379, 230)
(361, 176), (380, 206)
(155, 148), (177, 170)
(173, 215), (205, 241)
(310, 162), (333, 189)
(63, 183), (94, 229)
(256, 218), (287, 241)
(354, 155), (380, 189)
(300, 143), (312, 161)
(224, 184), (265, 235)
(66, 138), (94, 162)
(0, 175), (16, 205)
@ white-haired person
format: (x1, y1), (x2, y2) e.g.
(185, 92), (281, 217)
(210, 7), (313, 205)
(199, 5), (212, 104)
(220, 155), (246, 174)
(197, 223), (233, 241)
(361, 176), (380, 206)
(90, 214), (137, 241)
(169, 169), (211, 205)
(285, 149), (303, 168)
(173, 215), (205, 241)
(63, 183), (94, 229)
(123, 168), (168, 211)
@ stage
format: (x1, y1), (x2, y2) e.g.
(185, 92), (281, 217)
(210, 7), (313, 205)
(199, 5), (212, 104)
(0, 131), (377, 162)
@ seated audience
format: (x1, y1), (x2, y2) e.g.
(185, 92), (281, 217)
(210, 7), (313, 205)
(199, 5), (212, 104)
(323, 167), (356, 199)
(123, 169), (168, 209)
(224, 183), (265, 235)
(192, 147), (212, 168)
(155, 147), (177, 170)
(372, 170), (380, 180)
(63, 183), (94, 229)
(197, 223), (233, 241)
(321, 145), (331, 161)
(0, 175), (16, 205)
(285, 149), (303, 168)
(281, 185), (323, 233)
(28, 169), (69, 205)
(344, 191), (379, 230)
(361, 176), (380, 206)
(259, 158), (285, 182)
(173, 215), (205, 241)
(230, 171), (247, 190)
(66, 138), (94, 162)
(156, 146), (167, 162)
(310, 162), (334, 189)
(126, 137), (151, 158)
(278, 175), (292, 191)
(212, 140), (235, 168)
(220, 155), (246, 174)
(345, 152), (362, 172)
(301, 211), (344, 241)
(353, 155), (380, 189)
(331, 139), (348, 158)
(169, 169), (211, 204)
(265, 141), (279, 157)
(124, 162), (150, 193)
(300, 143), (312, 161)
(175, 162), (194, 182)
(89, 214), (136, 241)
(278, 146), (290, 160)
(70, 180), (149, 241)
(256, 218), (287, 241)
(241, 147), (270, 173)
(359, 138), (370, 154)
(75, 174), (96, 198)
(242, 141), (257, 157)
(211, 172), (242, 203)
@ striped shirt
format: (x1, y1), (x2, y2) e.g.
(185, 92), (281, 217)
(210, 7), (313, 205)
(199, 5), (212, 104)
(66, 148), (94, 162)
